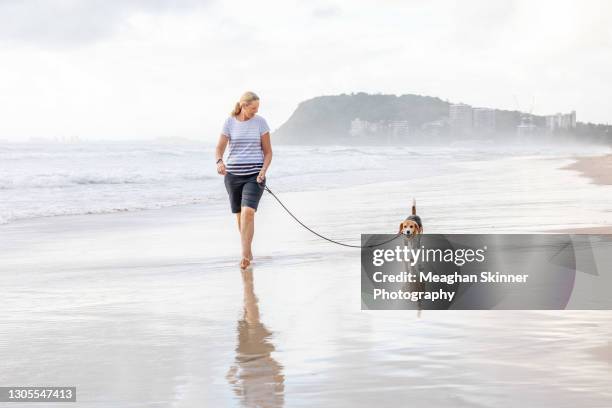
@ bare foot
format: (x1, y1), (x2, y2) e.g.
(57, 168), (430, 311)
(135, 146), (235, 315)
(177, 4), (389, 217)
(240, 257), (251, 269)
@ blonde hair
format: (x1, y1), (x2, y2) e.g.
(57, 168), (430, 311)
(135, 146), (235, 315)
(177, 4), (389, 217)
(231, 91), (260, 117)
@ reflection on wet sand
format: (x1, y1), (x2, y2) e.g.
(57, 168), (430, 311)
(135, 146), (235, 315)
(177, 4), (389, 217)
(227, 268), (285, 407)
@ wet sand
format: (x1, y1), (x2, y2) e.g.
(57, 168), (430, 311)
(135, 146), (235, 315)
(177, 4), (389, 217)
(552, 225), (612, 234)
(556, 153), (612, 234)
(564, 153), (612, 186)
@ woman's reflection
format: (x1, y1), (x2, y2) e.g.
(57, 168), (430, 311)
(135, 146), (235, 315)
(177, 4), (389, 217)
(227, 268), (284, 407)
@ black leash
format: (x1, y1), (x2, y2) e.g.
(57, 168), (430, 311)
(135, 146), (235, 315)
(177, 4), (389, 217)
(262, 184), (402, 249)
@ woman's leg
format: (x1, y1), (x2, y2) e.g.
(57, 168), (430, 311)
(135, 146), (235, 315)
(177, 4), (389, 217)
(240, 206), (256, 263)
(238, 174), (264, 268)
(235, 213), (241, 233)
(235, 211), (254, 262)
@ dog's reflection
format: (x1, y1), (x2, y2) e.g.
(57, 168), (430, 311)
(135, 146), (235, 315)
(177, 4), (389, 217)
(227, 268), (284, 408)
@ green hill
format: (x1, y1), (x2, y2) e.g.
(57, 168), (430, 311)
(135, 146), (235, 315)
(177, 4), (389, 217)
(273, 92), (449, 144)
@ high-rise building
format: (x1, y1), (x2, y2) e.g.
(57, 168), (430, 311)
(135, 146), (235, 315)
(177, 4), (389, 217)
(473, 108), (496, 131)
(545, 111), (576, 131)
(449, 103), (473, 134)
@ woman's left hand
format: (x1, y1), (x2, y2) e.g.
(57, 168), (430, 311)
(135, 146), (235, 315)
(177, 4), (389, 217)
(257, 172), (266, 185)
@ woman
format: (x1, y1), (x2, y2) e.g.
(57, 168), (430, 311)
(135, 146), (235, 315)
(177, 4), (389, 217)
(215, 91), (273, 269)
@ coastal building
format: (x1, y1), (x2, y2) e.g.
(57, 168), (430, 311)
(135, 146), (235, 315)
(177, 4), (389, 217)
(516, 112), (538, 137)
(473, 108), (496, 131)
(350, 118), (409, 140)
(349, 118), (383, 136)
(421, 119), (447, 137)
(350, 118), (368, 137)
(449, 103), (473, 134)
(545, 111), (577, 131)
(516, 121), (537, 137)
(387, 120), (410, 138)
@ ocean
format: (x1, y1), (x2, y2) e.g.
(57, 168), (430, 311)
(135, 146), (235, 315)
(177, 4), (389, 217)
(1, 141), (610, 227)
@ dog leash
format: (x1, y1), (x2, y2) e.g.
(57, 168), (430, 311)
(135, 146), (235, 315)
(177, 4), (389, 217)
(262, 184), (402, 249)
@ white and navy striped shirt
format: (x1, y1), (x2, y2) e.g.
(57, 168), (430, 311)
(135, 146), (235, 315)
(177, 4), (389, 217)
(221, 115), (270, 175)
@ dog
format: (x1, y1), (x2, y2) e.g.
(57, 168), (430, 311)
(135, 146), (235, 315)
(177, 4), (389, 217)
(398, 199), (425, 316)
(398, 199), (423, 239)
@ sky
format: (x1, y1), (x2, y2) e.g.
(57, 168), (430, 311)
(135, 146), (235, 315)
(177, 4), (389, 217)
(0, 0), (610, 142)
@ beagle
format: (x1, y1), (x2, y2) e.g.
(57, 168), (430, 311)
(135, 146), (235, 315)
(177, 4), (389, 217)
(398, 199), (423, 238)
(398, 199), (425, 316)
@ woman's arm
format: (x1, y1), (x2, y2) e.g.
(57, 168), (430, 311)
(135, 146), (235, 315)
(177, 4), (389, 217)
(258, 132), (273, 182)
(215, 134), (228, 175)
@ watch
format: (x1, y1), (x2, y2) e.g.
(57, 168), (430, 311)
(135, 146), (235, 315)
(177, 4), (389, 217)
(216, 158), (223, 164)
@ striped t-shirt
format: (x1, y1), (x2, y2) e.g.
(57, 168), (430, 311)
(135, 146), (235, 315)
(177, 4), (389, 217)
(221, 115), (270, 175)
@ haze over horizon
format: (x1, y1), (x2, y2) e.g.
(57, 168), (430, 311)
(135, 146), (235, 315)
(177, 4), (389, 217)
(0, 0), (610, 142)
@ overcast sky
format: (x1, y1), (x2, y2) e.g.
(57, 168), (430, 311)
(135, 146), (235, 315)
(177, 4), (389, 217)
(0, 0), (610, 142)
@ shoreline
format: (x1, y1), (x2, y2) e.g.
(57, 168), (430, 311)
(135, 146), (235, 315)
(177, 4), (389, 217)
(563, 153), (612, 186)
(558, 153), (612, 234)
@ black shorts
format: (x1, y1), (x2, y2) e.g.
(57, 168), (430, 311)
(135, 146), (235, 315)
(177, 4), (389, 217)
(224, 172), (266, 213)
